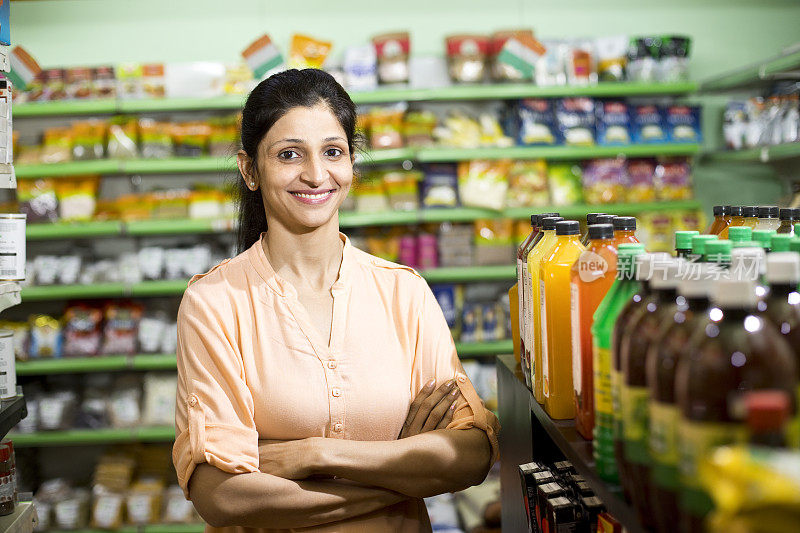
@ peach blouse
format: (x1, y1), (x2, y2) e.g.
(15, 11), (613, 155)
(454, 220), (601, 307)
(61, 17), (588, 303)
(173, 234), (500, 532)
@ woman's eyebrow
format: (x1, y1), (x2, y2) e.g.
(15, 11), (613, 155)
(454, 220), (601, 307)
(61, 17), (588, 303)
(324, 136), (346, 143)
(269, 138), (305, 149)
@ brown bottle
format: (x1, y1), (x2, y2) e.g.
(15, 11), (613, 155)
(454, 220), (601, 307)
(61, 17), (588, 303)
(675, 278), (797, 533)
(705, 205), (730, 235)
(776, 207), (799, 235)
(720, 206), (744, 238)
(746, 390), (790, 448)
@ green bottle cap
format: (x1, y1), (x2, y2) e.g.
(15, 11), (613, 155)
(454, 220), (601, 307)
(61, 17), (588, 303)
(727, 226), (752, 243)
(752, 229), (776, 249)
(771, 234), (794, 252)
(691, 235), (718, 256)
(790, 238), (800, 253)
(674, 230), (700, 250)
(704, 240), (732, 264)
(732, 240), (762, 249)
(795, 223), (800, 235)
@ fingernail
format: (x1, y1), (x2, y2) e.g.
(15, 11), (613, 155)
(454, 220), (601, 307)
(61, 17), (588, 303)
(450, 388), (459, 397)
(446, 379), (455, 387)
(450, 402), (457, 410)
(425, 379), (435, 389)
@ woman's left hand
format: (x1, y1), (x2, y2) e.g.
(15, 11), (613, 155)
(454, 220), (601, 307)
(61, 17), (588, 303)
(258, 437), (323, 480)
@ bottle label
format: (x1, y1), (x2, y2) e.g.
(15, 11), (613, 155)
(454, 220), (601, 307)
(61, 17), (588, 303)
(594, 347), (612, 416)
(523, 260), (533, 365)
(622, 385), (650, 463)
(571, 282), (582, 396)
(650, 401), (680, 490)
(517, 257), (524, 342)
(540, 279), (549, 398)
(610, 368), (622, 438)
(678, 419), (747, 516)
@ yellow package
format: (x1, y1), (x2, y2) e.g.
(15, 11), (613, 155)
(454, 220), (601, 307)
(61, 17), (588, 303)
(288, 34), (332, 69)
(369, 105), (406, 149)
(458, 159), (511, 211)
(353, 171), (388, 213)
(507, 160), (550, 208)
(637, 211), (674, 253)
(383, 170), (421, 211)
(41, 127), (73, 164)
(56, 176), (99, 222)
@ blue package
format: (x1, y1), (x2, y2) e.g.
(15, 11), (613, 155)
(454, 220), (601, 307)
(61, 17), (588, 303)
(0, 0), (8, 46)
(431, 285), (458, 330)
(664, 104), (702, 143)
(461, 303), (481, 343)
(556, 97), (595, 146)
(421, 164), (459, 208)
(595, 100), (631, 145)
(517, 98), (558, 146)
(631, 104), (667, 144)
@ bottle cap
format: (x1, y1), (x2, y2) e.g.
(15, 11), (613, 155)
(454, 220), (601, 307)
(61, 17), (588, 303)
(556, 220), (580, 236)
(596, 214), (617, 226)
(742, 206), (759, 218)
(745, 390), (790, 434)
(691, 235), (718, 256)
(534, 213), (559, 226)
(588, 224), (615, 240)
(771, 234), (794, 252)
(731, 247), (766, 278)
(729, 206), (744, 217)
(635, 252), (672, 281)
(712, 205), (730, 216)
(711, 277), (759, 308)
(705, 240), (733, 264)
(779, 208), (795, 221)
(791, 237), (800, 253)
(765, 252), (800, 285)
(541, 216), (564, 231)
(530, 215), (537, 227)
(613, 216), (637, 231)
(732, 240), (761, 249)
(650, 259), (684, 290)
(727, 226), (752, 243)
(586, 213), (606, 225)
(678, 263), (716, 299)
(758, 206), (779, 219)
(752, 229), (776, 249)
(675, 230), (700, 250)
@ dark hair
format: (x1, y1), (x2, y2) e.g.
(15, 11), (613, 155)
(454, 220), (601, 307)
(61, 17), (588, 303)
(236, 68), (359, 253)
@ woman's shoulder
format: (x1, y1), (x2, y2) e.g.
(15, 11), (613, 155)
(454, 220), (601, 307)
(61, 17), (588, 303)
(183, 250), (251, 302)
(349, 246), (429, 293)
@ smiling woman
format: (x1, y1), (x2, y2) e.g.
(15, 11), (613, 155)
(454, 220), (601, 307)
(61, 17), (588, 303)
(172, 69), (500, 533)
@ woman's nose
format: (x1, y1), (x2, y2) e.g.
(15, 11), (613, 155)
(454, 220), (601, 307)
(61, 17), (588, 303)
(300, 155), (327, 186)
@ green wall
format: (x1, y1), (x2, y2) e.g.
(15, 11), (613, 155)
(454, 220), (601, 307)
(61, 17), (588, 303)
(12, 0), (800, 209)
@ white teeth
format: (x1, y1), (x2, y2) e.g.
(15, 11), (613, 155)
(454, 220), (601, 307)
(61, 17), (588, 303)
(292, 191), (331, 199)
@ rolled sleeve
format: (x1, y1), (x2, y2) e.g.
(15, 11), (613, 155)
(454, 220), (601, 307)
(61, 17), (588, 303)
(412, 282), (501, 466)
(173, 287), (260, 498)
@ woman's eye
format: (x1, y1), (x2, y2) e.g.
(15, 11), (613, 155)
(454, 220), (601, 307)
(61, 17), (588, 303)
(325, 148), (343, 157)
(278, 150), (300, 160)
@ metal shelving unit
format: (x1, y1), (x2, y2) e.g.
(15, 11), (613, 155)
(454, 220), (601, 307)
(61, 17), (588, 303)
(700, 46), (800, 92)
(704, 142), (800, 164)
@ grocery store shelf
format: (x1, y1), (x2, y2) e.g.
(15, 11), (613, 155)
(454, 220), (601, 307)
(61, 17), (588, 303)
(0, 395), (28, 440)
(503, 200), (702, 219)
(0, 501), (36, 533)
(11, 426), (175, 447)
(416, 143), (701, 162)
(0, 281), (22, 312)
(457, 340), (513, 357)
(129, 279), (188, 297)
(338, 210), (419, 228)
(26, 220), (124, 240)
(420, 265), (515, 283)
(14, 82), (698, 118)
(15, 159), (122, 178)
(354, 147), (415, 164)
(20, 282), (128, 301)
(704, 142), (800, 163)
(700, 46), (800, 92)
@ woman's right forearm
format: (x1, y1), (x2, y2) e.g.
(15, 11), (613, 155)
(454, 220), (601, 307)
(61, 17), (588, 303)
(188, 463), (407, 529)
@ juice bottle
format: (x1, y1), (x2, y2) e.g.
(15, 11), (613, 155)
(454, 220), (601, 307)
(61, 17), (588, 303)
(618, 259), (683, 529)
(674, 230), (699, 259)
(612, 216), (639, 246)
(741, 206), (760, 228)
(528, 216), (564, 402)
(611, 252), (671, 500)
(792, 237), (800, 254)
(763, 252), (800, 447)
(755, 205), (781, 231)
(721, 206), (745, 237)
(703, 240), (732, 269)
(752, 229), (776, 251)
(541, 220), (585, 419)
(580, 212), (606, 246)
(746, 391), (791, 447)
(727, 225), (752, 247)
(517, 215), (539, 386)
(509, 283), (521, 364)
(689, 234), (718, 262)
(771, 233), (794, 252)
(777, 207), (798, 234)
(705, 205), (730, 235)
(646, 263), (714, 533)
(591, 243), (646, 482)
(521, 213), (560, 390)
(595, 214), (617, 227)
(572, 223), (618, 439)
(675, 277), (797, 533)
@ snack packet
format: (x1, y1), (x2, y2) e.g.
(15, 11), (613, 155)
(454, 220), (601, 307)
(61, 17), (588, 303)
(421, 164), (459, 208)
(506, 160), (550, 208)
(596, 100), (631, 145)
(383, 170), (422, 211)
(566, 40), (597, 85)
(535, 40), (568, 86)
(373, 32), (410, 84)
(556, 97), (595, 146)
(581, 158), (627, 204)
(654, 157), (692, 200)
(517, 98), (557, 145)
(139, 119), (174, 159)
(71, 120), (107, 161)
(41, 127), (72, 164)
(664, 104), (702, 143)
(241, 34), (284, 79)
(631, 104), (666, 144)
(625, 158), (656, 203)
(445, 34), (490, 83)
(492, 30), (543, 81)
(56, 176), (99, 222)
(289, 34), (332, 69)
(658, 36), (691, 82)
(344, 45), (378, 92)
(595, 35), (628, 82)
(369, 104), (406, 149)
(548, 163), (584, 205)
(106, 116), (139, 159)
(18, 178), (59, 223)
(62, 305), (103, 357)
(457, 159), (511, 210)
(403, 110), (437, 147)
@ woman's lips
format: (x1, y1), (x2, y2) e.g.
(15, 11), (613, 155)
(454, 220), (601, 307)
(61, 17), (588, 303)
(289, 190), (336, 205)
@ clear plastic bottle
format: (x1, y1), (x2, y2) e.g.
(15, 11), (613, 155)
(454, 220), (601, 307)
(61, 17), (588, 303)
(741, 206), (760, 229)
(755, 205), (781, 231)
(776, 207), (798, 235)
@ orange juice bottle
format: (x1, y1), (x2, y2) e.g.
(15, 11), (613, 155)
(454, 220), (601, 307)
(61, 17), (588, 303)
(705, 205), (730, 235)
(540, 220), (585, 419)
(528, 216), (563, 403)
(612, 217), (640, 246)
(720, 206), (745, 238)
(572, 223), (618, 439)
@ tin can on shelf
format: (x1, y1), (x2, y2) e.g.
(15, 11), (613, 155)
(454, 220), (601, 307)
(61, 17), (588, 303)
(0, 214), (25, 281)
(0, 330), (15, 400)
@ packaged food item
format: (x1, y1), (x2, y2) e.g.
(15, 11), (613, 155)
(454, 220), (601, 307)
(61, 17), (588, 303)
(353, 171), (388, 213)
(535, 40), (568, 86)
(479, 110), (515, 147)
(91, 492), (125, 530)
(163, 485), (198, 523)
(116, 63), (143, 100)
(625, 158), (656, 203)
(41, 127), (72, 164)
(0, 322), (28, 362)
(93, 66), (116, 99)
(595, 35), (628, 82)
(383, 170), (421, 211)
(344, 45), (378, 92)
(421, 165), (459, 208)
(370, 33), (410, 85)
(288, 34), (332, 69)
(403, 110), (437, 147)
(506, 160), (550, 208)
(172, 121), (211, 157)
(106, 115), (139, 159)
(188, 187), (224, 219)
(143, 373), (177, 426)
(17, 179), (59, 223)
(658, 36), (691, 82)
(108, 376), (141, 428)
(55, 488), (91, 530)
(55, 177), (98, 222)
(138, 119), (174, 159)
(654, 157), (692, 200)
(101, 303), (143, 356)
(722, 101), (747, 150)
(517, 98), (557, 145)
(208, 115), (239, 157)
(71, 120), (107, 161)
(627, 37), (659, 82)
(548, 163), (583, 205)
(142, 63), (166, 98)
(664, 104), (702, 143)
(62, 305), (103, 357)
(65, 67), (93, 99)
(491, 29), (542, 81)
(457, 159), (511, 210)
(556, 98), (595, 146)
(581, 158), (628, 205)
(432, 285), (461, 337)
(434, 110), (483, 147)
(566, 40), (597, 85)
(438, 223), (473, 268)
(445, 34), (489, 83)
(368, 104), (406, 149)
(596, 100), (631, 145)
(474, 218), (514, 266)
(42, 68), (67, 101)
(631, 104), (666, 144)
(241, 34), (284, 79)
(7, 46), (43, 92)
(126, 480), (163, 525)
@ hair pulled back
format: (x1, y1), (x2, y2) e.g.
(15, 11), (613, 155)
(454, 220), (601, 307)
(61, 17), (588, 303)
(236, 69), (358, 253)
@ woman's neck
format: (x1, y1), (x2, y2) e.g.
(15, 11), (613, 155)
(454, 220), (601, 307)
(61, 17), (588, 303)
(262, 216), (344, 293)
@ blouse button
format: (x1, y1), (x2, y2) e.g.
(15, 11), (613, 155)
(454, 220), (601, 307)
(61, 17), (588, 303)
(327, 360), (337, 370)
(331, 388), (341, 397)
(456, 374), (467, 384)
(188, 395), (199, 407)
(333, 423), (343, 432)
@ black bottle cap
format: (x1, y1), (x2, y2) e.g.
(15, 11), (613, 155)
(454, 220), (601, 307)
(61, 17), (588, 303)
(779, 208), (795, 221)
(742, 206), (759, 217)
(556, 220), (581, 236)
(758, 206), (779, 218)
(595, 214), (616, 226)
(713, 205), (730, 216)
(588, 224), (615, 240)
(613, 216), (637, 231)
(541, 216), (564, 231)
(586, 213), (605, 225)
(530, 215), (537, 227)
(729, 206), (744, 217)
(534, 212), (560, 226)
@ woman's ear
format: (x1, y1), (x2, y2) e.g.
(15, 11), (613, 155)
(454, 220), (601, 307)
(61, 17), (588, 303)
(237, 150), (258, 191)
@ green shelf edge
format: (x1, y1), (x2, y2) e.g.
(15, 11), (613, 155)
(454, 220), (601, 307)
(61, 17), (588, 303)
(129, 279), (189, 297)
(16, 354), (177, 375)
(123, 157), (235, 174)
(355, 148), (416, 164)
(700, 49), (800, 92)
(456, 340), (513, 356)
(420, 265), (516, 283)
(10, 426), (175, 447)
(15, 159), (122, 178)
(27, 220), (124, 240)
(14, 82), (698, 118)
(415, 143), (700, 162)
(21, 282), (128, 301)
(126, 218), (237, 236)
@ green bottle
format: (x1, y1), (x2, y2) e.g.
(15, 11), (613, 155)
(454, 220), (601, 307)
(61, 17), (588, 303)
(732, 240), (762, 249)
(727, 226), (752, 246)
(591, 243), (646, 482)
(772, 234), (794, 252)
(704, 240), (732, 268)
(791, 238), (800, 253)
(752, 229), (777, 251)
(690, 235), (718, 262)
(674, 231), (699, 259)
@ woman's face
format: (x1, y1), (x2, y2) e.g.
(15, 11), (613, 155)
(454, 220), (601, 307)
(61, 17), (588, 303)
(251, 103), (353, 231)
